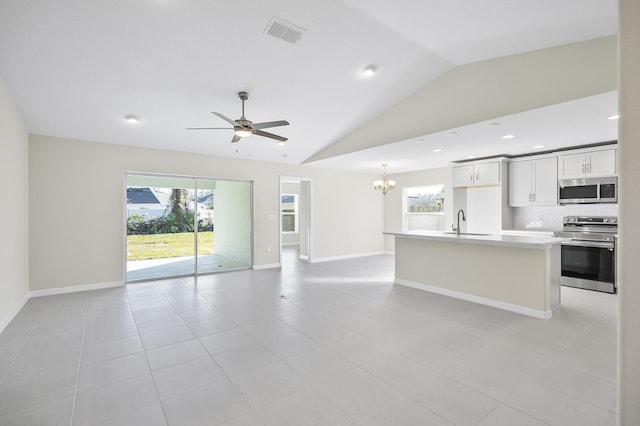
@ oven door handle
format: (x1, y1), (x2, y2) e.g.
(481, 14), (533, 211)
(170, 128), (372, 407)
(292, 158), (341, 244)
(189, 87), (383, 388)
(561, 240), (615, 249)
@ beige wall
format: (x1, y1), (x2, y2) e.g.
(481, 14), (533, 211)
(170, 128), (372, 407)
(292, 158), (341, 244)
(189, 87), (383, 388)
(308, 36), (617, 162)
(0, 76), (30, 330)
(618, 0), (640, 423)
(383, 167), (453, 252)
(29, 135), (384, 291)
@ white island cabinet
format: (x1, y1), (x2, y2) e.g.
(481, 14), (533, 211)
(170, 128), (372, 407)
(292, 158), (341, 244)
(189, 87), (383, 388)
(509, 156), (557, 207)
(385, 231), (563, 319)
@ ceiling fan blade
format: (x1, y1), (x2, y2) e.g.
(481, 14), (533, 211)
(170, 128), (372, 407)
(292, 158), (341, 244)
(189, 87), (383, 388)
(252, 120), (290, 130)
(212, 112), (238, 126)
(186, 127), (233, 130)
(231, 134), (241, 143)
(253, 129), (287, 142)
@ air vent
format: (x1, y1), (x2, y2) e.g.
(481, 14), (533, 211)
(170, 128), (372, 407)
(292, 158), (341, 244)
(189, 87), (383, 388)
(265, 17), (305, 44)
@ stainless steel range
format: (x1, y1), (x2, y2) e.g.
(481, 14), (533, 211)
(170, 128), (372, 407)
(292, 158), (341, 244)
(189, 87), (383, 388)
(555, 216), (617, 293)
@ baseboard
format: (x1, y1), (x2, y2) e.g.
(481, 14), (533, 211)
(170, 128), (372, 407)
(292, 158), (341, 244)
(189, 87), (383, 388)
(310, 251), (389, 264)
(299, 255), (309, 261)
(253, 263), (281, 270)
(383, 250), (394, 255)
(395, 278), (552, 320)
(0, 292), (30, 334)
(30, 281), (124, 298)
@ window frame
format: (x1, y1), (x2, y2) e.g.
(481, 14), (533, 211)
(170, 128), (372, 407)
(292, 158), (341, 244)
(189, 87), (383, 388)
(281, 193), (298, 234)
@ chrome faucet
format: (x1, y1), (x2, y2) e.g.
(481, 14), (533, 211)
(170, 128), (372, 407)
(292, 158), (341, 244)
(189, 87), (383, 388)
(453, 209), (466, 236)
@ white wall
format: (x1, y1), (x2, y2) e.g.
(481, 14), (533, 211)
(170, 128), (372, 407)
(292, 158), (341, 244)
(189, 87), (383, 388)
(0, 76), (30, 331)
(383, 166), (453, 252)
(618, 0), (640, 422)
(28, 135), (384, 291)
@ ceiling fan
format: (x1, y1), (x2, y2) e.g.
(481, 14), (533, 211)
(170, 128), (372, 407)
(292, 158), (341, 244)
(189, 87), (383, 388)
(187, 91), (289, 143)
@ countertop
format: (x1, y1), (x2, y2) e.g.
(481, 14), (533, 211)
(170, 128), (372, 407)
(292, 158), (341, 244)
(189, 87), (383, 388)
(385, 230), (565, 249)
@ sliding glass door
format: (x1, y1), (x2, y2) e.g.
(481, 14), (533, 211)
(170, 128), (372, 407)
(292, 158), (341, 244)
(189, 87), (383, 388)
(126, 174), (252, 282)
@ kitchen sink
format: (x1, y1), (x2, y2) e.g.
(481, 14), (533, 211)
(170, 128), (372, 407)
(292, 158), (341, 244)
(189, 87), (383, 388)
(443, 232), (492, 236)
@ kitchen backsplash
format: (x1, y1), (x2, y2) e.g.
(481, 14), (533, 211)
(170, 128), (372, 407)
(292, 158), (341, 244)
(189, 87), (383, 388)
(513, 204), (619, 231)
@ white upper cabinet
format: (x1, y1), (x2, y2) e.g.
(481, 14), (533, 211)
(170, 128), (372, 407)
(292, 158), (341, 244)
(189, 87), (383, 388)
(558, 148), (616, 179)
(509, 157), (557, 207)
(452, 161), (500, 188)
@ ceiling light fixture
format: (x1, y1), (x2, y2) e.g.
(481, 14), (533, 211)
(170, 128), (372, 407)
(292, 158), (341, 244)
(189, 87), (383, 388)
(123, 114), (140, 123)
(277, 141), (286, 146)
(467, 155), (476, 159)
(362, 64), (377, 77)
(487, 122), (500, 127)
(415, 139), (425, 144)
(608, 114), (620, 120)
(447, 131), (458, 136)
(533, 145), (545, 149)
(234, 128), (253, 138)
(502, 134), (516, 139)
(433, 148), (444, 152)
(373, 163), (396, 195)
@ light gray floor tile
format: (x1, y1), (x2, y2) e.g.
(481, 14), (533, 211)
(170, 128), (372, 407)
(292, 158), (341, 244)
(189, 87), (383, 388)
(506, 381), (616, 426)
(0, 367), (77, 416)
(161, 379), (251, 426)
(315, 366), (400, 419)
(252, 385), (356, 426)
(0, 246), (619, 424)
(477, 404), (548, 426)
(97, 402), (167, 426)
(356, 395), (452, 426)
(199, 328), (259, 355)
(153, 356), (226, 400)
(187, 316), (239, 338)
(213, 343), (280, 377)
(139, 325), (195, 350)
(145, 338), (209, 372)
(81, 334), (143, 366)
(0, 395), (74, 426)
(77, 352), (150, 393)
(230, 361), (309, 407)
(408, 371), (501, 425)
(73, 374), (160, 425)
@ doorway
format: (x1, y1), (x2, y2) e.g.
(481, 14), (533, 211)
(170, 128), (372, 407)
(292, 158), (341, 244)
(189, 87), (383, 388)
(279, 176), (312, 266)
(125, 173), (252, 282)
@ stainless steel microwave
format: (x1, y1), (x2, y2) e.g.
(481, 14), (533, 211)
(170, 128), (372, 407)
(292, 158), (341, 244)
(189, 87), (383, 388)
(558, 177), (617, 204)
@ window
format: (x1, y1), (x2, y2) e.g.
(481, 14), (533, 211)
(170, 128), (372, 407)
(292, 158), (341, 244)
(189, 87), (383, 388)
(403, 184), (445, 232)
(281, 194), (298, 233)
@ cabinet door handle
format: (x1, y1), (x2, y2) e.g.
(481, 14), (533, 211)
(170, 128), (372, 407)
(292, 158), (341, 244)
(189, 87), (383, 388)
(532, 193), (536, 202)
(587, 163), (591, 174)
(470, 173), (473, 181)
(476, 173), (479, 181)
(581, 164), (585, 173)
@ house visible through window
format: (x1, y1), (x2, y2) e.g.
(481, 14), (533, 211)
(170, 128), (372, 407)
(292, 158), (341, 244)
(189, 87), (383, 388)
(281, 194), (298, 233)
(403, 184), (445, 232)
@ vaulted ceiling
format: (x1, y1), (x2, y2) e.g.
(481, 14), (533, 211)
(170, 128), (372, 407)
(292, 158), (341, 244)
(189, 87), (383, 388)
(0, 0), (618, 172)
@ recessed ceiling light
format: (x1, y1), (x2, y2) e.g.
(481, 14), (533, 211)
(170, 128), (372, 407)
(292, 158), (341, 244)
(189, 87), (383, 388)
(487, 122), (500, 127)
(277, 141), (285, 146)
(123, 114), (140, 123)
(415, 139), (425, 144)
(433, 148), (444, 152)
(362, 64), (377, 77)
(447, 131), (458, 136)
(467, 155), (476, 159)
(502, 134), (516, 139)
(533, 145), (545, 149)
(608, 114), (620, 120)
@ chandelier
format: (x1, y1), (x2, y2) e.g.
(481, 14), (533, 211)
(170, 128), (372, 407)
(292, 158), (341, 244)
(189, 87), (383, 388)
(373, 163), (396, 195)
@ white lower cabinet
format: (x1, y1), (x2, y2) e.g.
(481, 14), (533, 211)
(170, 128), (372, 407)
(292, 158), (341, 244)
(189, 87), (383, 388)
(509, 157), (557, 207)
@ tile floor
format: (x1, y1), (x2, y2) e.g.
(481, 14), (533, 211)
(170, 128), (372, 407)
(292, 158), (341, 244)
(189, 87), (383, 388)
(0, 246), (618, 425)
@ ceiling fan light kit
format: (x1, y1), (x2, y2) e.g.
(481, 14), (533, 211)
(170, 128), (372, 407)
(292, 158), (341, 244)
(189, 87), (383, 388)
(187, 91), (289, 143)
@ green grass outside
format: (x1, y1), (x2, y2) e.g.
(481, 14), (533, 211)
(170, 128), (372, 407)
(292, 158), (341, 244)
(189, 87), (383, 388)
(127, 231), (213, 261)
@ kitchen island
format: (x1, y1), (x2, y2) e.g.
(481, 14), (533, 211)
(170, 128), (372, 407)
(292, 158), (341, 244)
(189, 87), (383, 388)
(385, 231), (564, 319)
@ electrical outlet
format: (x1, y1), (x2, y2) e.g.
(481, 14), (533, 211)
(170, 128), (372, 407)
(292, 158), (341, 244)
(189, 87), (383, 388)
(267, 245), (272, 252)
